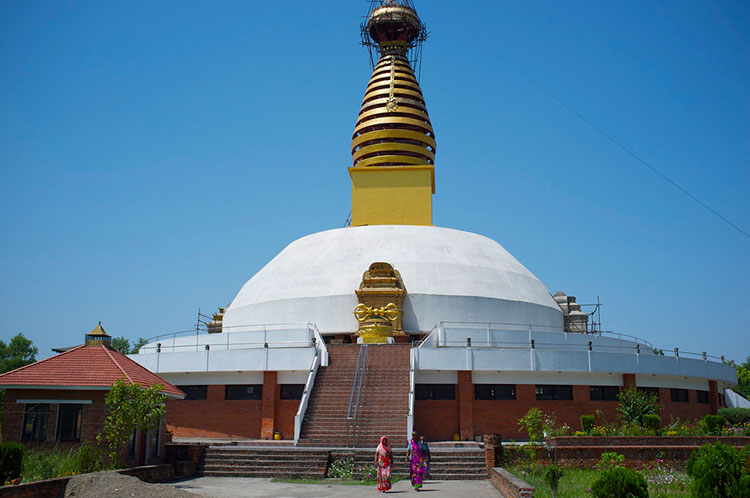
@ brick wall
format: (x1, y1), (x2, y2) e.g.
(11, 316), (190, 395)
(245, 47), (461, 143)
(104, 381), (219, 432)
(0, 477), (70, 498)
(417, 382), (716, 442)
(0, 389), (108, 447)
(165, 385), (262, 438)
(414, 400), (459, 441)
(490, 467), (534, 498)
(165, 380), (298, 440)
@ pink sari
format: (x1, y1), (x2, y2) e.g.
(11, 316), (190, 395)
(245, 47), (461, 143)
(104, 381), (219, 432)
(409, 437), (425, 489)
(376, 436), (392, 492)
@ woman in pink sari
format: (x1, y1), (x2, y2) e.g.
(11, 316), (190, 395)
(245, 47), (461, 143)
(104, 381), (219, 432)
(374, 435), (393, 493)
(407, 431), (425, 491)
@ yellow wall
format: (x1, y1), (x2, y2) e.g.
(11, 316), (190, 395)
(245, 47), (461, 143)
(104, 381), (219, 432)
(349, 165), (434, 226)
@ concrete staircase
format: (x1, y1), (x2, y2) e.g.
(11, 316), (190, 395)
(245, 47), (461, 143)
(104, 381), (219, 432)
(298, 343), (411, 448)
(198, 447), (328, 478)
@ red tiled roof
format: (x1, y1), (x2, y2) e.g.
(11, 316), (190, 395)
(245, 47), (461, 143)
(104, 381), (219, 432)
(0, 345), (184, 398)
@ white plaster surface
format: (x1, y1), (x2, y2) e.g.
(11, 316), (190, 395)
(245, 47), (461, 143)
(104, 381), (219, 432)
(223, 225), (563, 334)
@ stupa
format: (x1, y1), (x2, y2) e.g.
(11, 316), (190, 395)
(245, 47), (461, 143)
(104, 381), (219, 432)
(132, 0), (738, 445)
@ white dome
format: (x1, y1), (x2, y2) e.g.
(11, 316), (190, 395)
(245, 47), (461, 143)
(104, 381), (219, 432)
(223, 225), (563, 334)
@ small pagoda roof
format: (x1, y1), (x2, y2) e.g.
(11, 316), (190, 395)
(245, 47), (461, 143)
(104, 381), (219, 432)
(0, 344), (184, 398)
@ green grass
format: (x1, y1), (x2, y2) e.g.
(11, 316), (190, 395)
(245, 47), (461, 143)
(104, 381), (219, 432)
(21, 444), (105, 482)
(510, 466), (691, 498)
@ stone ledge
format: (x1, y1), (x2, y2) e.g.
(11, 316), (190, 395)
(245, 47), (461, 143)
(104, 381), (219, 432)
(490, 467), (534, 498)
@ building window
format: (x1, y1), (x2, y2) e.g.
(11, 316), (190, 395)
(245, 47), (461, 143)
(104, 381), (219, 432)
(280, 384), (305, 400)
(637, 386), (660, 400)
(22, 404), (49, 442)
(225, 385), (262, 400)
(474, 384), (516, 400)
(670, 388), (689, 403)
(415, 384), (455, 400)
(535, 385), (573, 401)
(56, 404), (83, 441)
(696, 390), (709, 404)
(177, 385), (208, 400)
(590, 385), (620, 401)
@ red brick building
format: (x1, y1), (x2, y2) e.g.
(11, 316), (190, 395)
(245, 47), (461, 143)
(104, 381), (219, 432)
(0, 324), (184, 465)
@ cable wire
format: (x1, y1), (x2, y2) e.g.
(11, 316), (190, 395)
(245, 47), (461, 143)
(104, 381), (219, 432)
(451, 20), (749, 240)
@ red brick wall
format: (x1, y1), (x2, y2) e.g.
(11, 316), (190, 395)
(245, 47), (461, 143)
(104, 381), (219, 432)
(165, 380), (299, 440)
(165, 385), (262, 439)
(414, 400), (459, 441)
(0, 389), (108, 447)
(472, 385), (621, 439)
(416, 383), (714, 441)
(657, 388), (712, 422)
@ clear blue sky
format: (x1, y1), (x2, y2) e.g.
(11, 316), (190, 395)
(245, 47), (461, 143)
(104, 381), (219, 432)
(1, 1), (748, 362)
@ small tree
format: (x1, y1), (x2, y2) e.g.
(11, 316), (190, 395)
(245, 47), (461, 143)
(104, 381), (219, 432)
(111, 337), (131, 354)
(617, 387), (660, 426)
(0, 333), (38, 373)
(130, 338), (149, 354)
(518, 408), (545, 466)
(98, 378), (167, 466)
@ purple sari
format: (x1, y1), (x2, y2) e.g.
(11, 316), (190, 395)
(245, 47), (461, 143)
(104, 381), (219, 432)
(409, 437), (425, 489)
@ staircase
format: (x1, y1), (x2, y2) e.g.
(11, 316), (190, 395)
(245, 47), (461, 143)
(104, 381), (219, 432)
(298, 343), (411, 447)
(346, 448), (488, 480)
(198, 447), (328, 478)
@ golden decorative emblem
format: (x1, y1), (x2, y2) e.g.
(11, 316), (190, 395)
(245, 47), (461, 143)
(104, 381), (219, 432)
(354, 302), (400, 323)
(353, 303), (402, 343)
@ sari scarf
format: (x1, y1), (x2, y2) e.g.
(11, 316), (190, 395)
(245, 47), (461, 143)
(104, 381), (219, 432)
(376, 436), (392, 492)
(409, 437), (425, 489)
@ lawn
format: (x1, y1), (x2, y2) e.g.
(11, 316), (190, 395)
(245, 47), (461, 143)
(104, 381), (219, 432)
(510, 466), (691, 498)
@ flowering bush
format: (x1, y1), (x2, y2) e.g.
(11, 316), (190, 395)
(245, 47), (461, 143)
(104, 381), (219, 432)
(721, 422), (750, 436)
(327, 456), (354, 479)
(642, 455), (691, 497)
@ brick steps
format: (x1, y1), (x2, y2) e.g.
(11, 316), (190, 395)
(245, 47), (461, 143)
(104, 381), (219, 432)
(299, 343), (411, 448)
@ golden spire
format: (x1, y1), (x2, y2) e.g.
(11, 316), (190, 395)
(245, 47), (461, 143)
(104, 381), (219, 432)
(349, 1), (436, 227)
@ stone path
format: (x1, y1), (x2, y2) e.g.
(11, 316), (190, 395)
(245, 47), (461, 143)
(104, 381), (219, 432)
(173, 476), (500, 497)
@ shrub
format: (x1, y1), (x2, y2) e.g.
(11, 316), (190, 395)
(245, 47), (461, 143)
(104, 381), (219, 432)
(591, 466), (649, 498)
(518, 407), (545, 442)
(701, 414), (724, 436)
(686, 442), (750, 497)
(597, 451), (625, 472)
(543, 465), (564, 498)
(617, 387), (660, 426)
(0, 442), (24, 484)
(580, 414), (595, 433)
(642, 413), (661, 432)
(719, 407), (750, 425)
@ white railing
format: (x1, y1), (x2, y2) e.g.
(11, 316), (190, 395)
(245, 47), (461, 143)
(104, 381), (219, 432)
(138, 322), (320, 354)
(294, 353), (321, 446)
(406, 348), (415, 440)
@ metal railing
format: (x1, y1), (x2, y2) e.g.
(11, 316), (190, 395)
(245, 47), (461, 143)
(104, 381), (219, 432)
(406, 347), (415, 441)
(294, 353), (321, 445)
(137, 322), (321, 354)
(414, 321), (729, 364)
(346, 344), (369, 448)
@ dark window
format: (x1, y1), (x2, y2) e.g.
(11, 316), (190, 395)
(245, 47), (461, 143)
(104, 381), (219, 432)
(637, 386), (660, 400)
(128, 429), (137, 458)
(177, 385), (207, 400)
(590, 386), (620, 401)
(474, 384), (516, 400)
(56, 404), (83, 441)
(280, 384), (305, 400)
(535, 385), (573, 401)
(719, 393), (725, 407)
(22, 404), (49, 442)
(670, 388), (689, 403)
(415, 384), (455, 400)
(696, 390), (709, 404)
(225, 385), (262, 400)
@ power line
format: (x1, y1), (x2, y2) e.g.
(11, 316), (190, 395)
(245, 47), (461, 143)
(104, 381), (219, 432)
(451, 20), (749, 240)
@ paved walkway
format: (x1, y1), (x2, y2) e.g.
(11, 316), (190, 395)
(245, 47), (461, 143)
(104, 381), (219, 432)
(174, 477), (500, 498)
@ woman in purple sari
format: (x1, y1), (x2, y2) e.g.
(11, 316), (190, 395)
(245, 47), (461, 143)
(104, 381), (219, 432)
(407, 431), (425, 491)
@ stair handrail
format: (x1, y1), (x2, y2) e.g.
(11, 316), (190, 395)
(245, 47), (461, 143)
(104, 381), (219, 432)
(407, 347), (415, 440)
(351, 345), (369, 447)
(346, 344), (365, 447)
(294, 351), (321, 445)
(311, 323), (328, 366)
